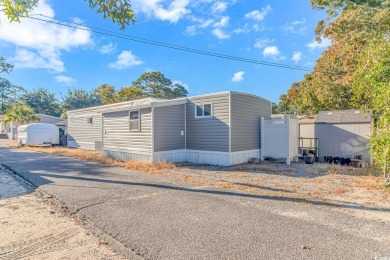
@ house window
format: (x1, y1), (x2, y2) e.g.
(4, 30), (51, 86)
(87, 117), (93, 125)
(195, 103), (213, 118)
(129, 110), (140, 131)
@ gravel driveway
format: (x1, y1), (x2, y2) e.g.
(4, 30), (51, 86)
(1, 145), (390, 259)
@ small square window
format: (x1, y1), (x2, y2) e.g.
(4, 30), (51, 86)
(204, 104), (212, 116)
(87, 117), (93, 125)
(129, 110), (140, 131)
(195, 103), (212, 118)
(130, 111), (139, 120)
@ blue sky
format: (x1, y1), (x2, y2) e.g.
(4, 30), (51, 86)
(0, 0), (330, 102)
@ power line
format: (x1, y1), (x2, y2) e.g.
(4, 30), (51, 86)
(28, 14), (315, 72)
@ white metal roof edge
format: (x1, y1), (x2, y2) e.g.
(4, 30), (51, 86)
(151, 98), (188, 107)
(66, 98), (162, 114)
(66, 91), (270, 114)
(229, 91), (272, 104)
(36, 114), (63, 120)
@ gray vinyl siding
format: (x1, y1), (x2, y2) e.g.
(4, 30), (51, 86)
(154, 105), (185, 152)
(67, 112), (102, 149)
(231, 93), (271, 152)
(315, 123), (371, 162)
(102, 108), (152, 154)
(36, 115), (63, 124)
(186, 93), (229, 152)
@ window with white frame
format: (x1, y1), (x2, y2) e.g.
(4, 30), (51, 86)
(129, 110), (140, 131)
(87, 117), (93, 125)
(195, 103), (213, 118)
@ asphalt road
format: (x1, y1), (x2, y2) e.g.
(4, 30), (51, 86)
(1, 146), (389, 259)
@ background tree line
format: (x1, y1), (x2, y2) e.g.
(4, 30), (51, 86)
(0, 60), (188, 119)
(274, 0), (390, 186)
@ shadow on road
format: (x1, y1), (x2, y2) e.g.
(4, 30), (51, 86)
(35, 172), (390, 214)
(1, 146), (389, 214)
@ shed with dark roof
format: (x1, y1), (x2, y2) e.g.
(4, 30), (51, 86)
(314, 110), (372, 163)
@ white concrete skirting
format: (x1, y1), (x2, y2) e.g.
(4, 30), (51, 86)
(230, 149), (260, 165)
(153, 149), (261, 166)
(154, 150), (186, 163)
(185, 150), (231, 166)
(103, 149), (152, 162)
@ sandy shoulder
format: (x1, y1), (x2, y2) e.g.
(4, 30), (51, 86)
(0, 169), (124, 260)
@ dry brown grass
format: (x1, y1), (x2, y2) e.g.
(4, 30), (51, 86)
(5, 140), (18, 147)
(329, 187), (348, 195)
(19, 146), (176, 174)
(233, 164), (284, 173)
(352, 176), (385, 191)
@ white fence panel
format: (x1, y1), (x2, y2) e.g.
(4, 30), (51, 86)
(261, 117), (299, 164)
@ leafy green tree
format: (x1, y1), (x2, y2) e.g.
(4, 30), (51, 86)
(132, 72), (188, 99)
(279, 1), (389, 115)
(20, 87), (61, 116)
(61, 88), (102, 116)
(0, 57), (13, 74)
(4, 103), (38, 125)
(294, 0), (390, 186)
(114, 86), (144, 102)
(0, 78), (25, 114)
(0, 0), (135, 29)
(94, 84), (117, 104)
(352, 39), (390, 186)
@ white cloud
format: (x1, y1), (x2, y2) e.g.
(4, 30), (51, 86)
(9, 49), (63, 72)
(212, 1), (228, 13)
(262, 46), (286, 60)
(214, 16), (230, 28)
(55, 75), (76, 85)
(99, 42), (117, 54)
(244, 5), (271, 21)
(184, 18), (214, 37)
(199, 19), (214, 28)
(108, 51), (144, 69)
(233, 24), (250, 34)
(292, 51), (303, 63)
(284, 19), (307, 34)
(307, 37), (332, 50)
(231, 71), (244, 82)
(0, 0), (91, 73)
(184, 25), (198, 36)
(254, 38), (273, 49)
(252, 24), (265, 32)
(263, 46), (281, 57)
(133, 0), (191, 23)
(212, 28), (230, 39)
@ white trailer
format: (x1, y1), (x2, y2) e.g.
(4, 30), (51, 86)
(18, 123), (60, 146)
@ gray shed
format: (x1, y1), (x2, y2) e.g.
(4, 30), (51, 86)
(66, 91), (271, 166)
(314, 110), (372, 163)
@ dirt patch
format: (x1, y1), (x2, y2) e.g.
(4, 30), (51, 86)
(0, 167), (124, 259)
(0, 193), (125, 259)
(165, 162), (390, 222)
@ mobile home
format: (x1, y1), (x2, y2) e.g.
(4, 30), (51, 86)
(67, 91), (272, 166)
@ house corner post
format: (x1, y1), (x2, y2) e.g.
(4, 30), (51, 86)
(260, 117), (264, 161)
(286, 117), (291, 165)
(151, 106), (155, 163)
